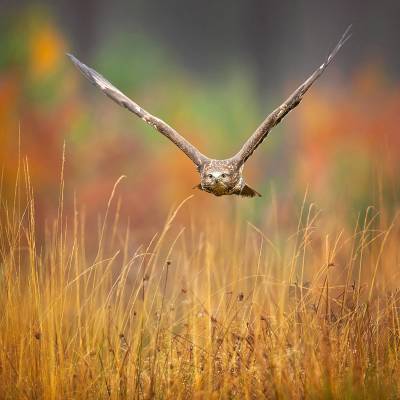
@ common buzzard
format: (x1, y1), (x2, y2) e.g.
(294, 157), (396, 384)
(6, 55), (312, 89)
(68, 26), (351, 197)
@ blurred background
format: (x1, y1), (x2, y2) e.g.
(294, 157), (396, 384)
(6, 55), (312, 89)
(1, 0), (400, 244)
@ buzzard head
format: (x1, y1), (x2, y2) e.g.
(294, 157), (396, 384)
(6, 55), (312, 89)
(199, 160), (242, 196)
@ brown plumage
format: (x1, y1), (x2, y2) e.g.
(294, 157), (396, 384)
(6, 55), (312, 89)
(68, 26), (351, 198)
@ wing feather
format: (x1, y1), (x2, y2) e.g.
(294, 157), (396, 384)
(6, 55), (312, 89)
(68, 54), (208, 168)
(232, 25), (351, 166)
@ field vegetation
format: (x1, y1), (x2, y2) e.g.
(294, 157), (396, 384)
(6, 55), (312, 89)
(1, 154), (399, 399)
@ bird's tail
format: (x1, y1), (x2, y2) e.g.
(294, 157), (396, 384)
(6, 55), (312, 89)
(238, 185), (262, 197)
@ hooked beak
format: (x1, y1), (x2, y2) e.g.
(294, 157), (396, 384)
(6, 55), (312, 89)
(214, 178), (226, 187)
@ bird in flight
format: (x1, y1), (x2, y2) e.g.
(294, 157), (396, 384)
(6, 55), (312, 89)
(68, 26), (351, 198)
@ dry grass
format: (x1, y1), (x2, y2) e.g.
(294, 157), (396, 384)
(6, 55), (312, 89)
(1, 157), (400, 399)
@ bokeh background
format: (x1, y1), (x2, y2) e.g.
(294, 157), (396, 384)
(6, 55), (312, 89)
(1, 0), (400, 245)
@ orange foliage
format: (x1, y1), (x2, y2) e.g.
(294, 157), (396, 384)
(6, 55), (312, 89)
(296, 64), (400, 203)
(29, 20), (65, 79)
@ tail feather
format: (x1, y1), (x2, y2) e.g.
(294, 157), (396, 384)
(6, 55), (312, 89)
(238, 184), (262, 198)
(193, 183), (261, 198)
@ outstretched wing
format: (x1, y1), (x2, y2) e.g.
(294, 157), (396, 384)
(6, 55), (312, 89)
(68, 54), (208, 168)
(231, 26), (351, 167)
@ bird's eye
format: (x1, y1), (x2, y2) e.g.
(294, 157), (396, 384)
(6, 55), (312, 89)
(221, 174), (226, 178)
(208, 174), (213, 178)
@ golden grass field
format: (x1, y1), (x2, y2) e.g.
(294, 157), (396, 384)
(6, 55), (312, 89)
(1, 151), (399, 400)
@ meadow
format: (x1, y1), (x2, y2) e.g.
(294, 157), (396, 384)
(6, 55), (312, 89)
(1, 10), (400, 400)
(1, 152), (399, 399)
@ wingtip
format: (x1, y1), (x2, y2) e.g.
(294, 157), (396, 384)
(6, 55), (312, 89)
(66, 53), (81, 67)
(325, 25), (352, 64)
(339, 24), (353, 46)
(66, 53), (98, 85)
(66, 52), (75, 61)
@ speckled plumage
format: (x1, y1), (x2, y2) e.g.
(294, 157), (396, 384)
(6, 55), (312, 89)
(68, 26), (350, 198)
